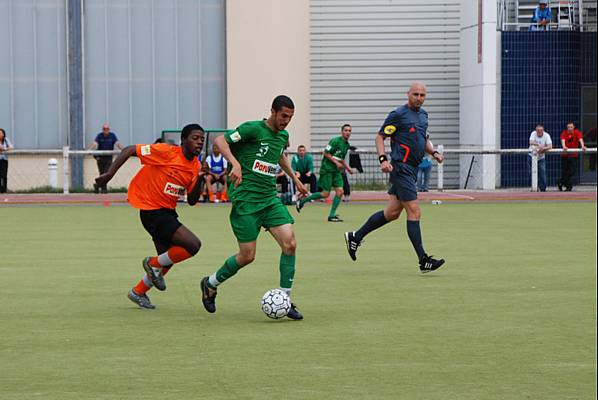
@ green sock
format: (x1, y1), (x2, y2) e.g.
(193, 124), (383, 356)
(300, 192), (323, 206)
(329, 195), (342, 217)
(211, 255), (241, 287)
(279, 253), (296, 290)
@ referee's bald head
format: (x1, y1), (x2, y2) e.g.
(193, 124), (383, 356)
(408, 82), (427, 94)
(407, 82), (427, 110)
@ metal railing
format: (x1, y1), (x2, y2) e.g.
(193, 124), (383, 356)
(436, 146), (596, 191)
(498, 0), (597, 31)
(2, 146), (596, 194)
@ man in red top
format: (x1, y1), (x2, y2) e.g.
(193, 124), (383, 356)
(558, 121), (587, 191)
(95, 124), (206, 309)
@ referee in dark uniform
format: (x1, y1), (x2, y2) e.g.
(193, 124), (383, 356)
(344, 82), (446, 273)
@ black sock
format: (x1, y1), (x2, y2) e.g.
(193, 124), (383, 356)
(407, 220), (426, 261)
(355, 210), (388, 241)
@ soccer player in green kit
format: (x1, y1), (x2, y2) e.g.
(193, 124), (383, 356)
(295, 124), (354, 222)
(199, 95), (309, 320)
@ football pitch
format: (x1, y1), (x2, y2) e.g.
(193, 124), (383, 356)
(1, 201), (596, 400)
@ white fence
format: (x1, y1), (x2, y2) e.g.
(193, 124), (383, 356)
(2, 147), (596, 194)
(436, 146), (597, 191)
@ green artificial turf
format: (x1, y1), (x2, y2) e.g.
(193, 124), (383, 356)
(0, 201), (596, 399)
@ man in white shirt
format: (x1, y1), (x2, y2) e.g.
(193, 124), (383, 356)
(529, 124), (552, 192)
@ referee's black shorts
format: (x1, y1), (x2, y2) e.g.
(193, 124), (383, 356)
(139, 208), (182, 246)
(388, 162), (418, 202)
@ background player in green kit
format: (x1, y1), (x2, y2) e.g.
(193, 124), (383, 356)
(199, 95), (309, 320)
(296, 124), (354, 222)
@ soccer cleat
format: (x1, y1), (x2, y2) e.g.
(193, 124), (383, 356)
(295, 199), (304, 213)
(127, 289), (156, 309)
(200, 276), (217, 313)
(142, 257), (166, 291)
(286, 303), (303, 320)
(558, 182), (563, 191)
(419, 255), (445, 274)
(327, 215), (343, 222)
(344, 231), (362, 261)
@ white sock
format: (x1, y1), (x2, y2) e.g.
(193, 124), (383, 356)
(157, 252), (173, 267)
(208, 274), (220, 288)
(142, 275), (154, 287)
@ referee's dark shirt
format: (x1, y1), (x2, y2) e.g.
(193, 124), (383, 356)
(378, 105), (428, 167)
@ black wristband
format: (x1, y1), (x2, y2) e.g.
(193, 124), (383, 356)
(432, 151), (439, 156)
(378, 154), (388, 164)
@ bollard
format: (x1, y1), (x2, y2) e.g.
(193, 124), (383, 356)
(48, 158), (58, 189)
(530, 147), (538, 192)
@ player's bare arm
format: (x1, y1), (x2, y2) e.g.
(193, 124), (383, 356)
(342, 160), (354, 175)
(214, 135), (242, 188)
(279, 153), (308, 197)
(376, 134), (393, 173)
(95, 145), (137, 187)
(187, 171), (206, 206)
(425, 139), (444, 163)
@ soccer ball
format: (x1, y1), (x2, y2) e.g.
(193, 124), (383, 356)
(260, 289), (291, 319)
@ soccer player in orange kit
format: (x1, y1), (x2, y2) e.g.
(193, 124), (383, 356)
(95, 123), (206, 309)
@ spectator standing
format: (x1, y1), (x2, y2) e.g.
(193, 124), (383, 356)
(341, 171), (351, 202)
(558, 122), (587, 191)
(0, 128), (14, 193)
(89, 123), (124, 193)
(291, 145), (317, 193)
(205, 143), (229, 202)
(530, 0), (551, 30)
(417, 154), (433, 192)
(529, 124), (552, 192)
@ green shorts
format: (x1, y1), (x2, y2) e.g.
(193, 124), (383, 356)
(318, 170), (344, 192)
(230, 200), (295, 243)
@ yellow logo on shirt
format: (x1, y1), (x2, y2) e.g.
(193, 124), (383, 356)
(384, 125), (397, 136)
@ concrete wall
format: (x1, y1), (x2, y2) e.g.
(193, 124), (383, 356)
(225, 0), (311, 149)
(459, 0), (500, 189)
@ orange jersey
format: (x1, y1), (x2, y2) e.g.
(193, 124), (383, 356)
(127, 143), (201, 210)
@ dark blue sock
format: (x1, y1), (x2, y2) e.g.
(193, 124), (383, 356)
(407, 220), (426, 260)
(355, 210), (388, 241)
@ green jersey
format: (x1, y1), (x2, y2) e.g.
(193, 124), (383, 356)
(319, 136), (350, 174)
(224, 120), (289, 213)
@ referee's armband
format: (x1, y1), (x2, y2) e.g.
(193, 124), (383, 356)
(383, 125), (397, 136)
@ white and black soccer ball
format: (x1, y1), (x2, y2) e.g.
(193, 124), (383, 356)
(260, 289), (291, 319)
